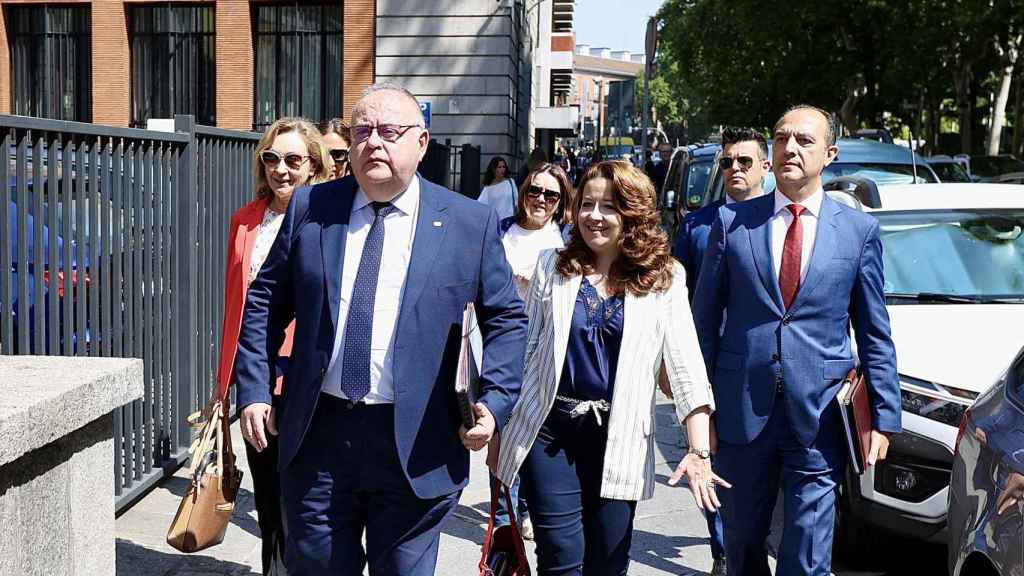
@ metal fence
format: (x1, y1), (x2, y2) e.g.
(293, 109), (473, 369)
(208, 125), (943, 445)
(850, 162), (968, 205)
(420, 138), (482, 199)
(0, 114), (259, 511)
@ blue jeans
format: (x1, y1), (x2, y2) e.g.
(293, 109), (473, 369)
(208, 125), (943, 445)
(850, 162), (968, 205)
(490, 473), (529, 527)
(518, 402), (637, 576)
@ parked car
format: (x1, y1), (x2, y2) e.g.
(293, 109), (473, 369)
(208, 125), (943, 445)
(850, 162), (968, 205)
(702, 138), (939, 208)
(969, 155), (1024, 182)
(825, 181), (1024, 564)
(947, 344), (1024, 576)
(657, 143), (720, 235)
(928, 155), (974, 183)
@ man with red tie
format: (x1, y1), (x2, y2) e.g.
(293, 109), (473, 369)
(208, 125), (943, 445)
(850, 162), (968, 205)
(691, 105), (901, 575)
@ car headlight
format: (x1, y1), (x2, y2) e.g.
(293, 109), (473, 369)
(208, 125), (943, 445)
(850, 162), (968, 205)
(899, 374), (978, 428)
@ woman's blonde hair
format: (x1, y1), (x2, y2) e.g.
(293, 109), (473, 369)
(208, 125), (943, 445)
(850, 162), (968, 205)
(253, 117), (333, 200)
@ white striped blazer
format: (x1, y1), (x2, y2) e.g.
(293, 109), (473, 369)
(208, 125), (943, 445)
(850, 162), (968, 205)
(496, 249), (714, 501)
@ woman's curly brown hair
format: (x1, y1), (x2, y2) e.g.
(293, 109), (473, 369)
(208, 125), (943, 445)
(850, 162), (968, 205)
(556, 161), (675, 296)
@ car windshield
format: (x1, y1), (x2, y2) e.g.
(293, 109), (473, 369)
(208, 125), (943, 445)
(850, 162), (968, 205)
(971, 156), (1024, 178)
(877, 209), (1024, 299)
(684, 160), (713, 206)
(823, 162), (938, 184)
(929, 161), (972, 183)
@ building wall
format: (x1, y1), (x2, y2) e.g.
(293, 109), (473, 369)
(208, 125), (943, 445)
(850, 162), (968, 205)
(0, 0), (375, 129)
(375, 0), (533, 172)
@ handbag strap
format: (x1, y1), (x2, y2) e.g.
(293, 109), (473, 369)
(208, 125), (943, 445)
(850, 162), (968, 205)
(479, 479), (529, 574)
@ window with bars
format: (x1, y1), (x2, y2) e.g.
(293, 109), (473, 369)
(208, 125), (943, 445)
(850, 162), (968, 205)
(6, 5), (92, 122)
(128, 3), (216, 127)
(253, 2), (343, 131)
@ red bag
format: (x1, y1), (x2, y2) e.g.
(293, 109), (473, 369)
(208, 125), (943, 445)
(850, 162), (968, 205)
(479, 481), (531, 576)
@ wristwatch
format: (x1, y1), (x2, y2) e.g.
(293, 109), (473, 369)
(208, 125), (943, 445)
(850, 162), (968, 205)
(688, 448), (712, 460)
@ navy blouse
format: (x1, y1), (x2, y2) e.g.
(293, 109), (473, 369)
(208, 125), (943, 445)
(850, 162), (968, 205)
(557, 278), (625, 401)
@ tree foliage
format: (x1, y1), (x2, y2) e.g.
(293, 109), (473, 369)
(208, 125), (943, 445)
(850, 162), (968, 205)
(656, 0), (1024, 154)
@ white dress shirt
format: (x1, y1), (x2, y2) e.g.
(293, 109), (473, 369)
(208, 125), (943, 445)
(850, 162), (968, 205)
(322, 178), (420, 404)
(770, 187), (823, 283)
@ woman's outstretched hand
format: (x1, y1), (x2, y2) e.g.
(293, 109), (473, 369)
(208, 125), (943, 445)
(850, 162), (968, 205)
(668, 453), (732, 512)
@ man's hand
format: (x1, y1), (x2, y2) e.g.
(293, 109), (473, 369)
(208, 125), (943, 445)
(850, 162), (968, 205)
(241, 403), (277, 452)
(460, 402), (496, 451)
(996, 472), (1024, 516)
(867, 429), (890, 467)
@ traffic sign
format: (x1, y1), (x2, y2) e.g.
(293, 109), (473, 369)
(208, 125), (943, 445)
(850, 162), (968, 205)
(420, 101), (432, 129)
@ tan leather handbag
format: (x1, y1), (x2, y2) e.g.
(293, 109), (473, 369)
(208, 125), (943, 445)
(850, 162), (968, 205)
(166, 399), (243, 553)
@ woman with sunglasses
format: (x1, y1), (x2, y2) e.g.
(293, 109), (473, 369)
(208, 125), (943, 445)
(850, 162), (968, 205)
(320, 118), (351, 179)
(478, 156), (517, 221)
(496, 161), (728, 576)
(217, 117), (331, 575)
(486, 162), (573, 540)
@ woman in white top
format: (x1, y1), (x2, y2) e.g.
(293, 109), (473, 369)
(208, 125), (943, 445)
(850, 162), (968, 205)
(489, 162), (574, 535)
(478, 156), (518, 221)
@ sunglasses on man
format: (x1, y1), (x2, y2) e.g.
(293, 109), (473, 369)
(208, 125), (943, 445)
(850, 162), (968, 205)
(526, 185), (561, 202)
(329, 148), (350, 162)
(718, 156), (756, 171)
(350, 124), (420, 144)
(260, 150), (310, 170)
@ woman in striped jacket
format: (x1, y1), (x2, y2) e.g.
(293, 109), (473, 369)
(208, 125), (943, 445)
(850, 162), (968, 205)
(495, 160), (729, 576)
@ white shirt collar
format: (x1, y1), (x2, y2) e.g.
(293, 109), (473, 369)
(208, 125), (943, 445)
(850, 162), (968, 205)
(773, 187), (823, 217)
(353, 176), (420, 216)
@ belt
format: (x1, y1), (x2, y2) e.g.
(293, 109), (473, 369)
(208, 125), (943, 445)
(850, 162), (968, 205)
(555, 395), (611, 426)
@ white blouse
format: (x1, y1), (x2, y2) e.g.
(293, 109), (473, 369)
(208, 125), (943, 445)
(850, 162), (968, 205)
(249, 207), (285, 282)
(501, 222), (565, 299)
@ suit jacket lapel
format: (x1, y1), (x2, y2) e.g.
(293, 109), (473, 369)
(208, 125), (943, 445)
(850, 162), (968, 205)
(400, 176), (449, 314)
(788, 195), (840, 313)
(552, 272), (582, 383)
(747, 195), (785, 314)
(322, 181), (356, 334)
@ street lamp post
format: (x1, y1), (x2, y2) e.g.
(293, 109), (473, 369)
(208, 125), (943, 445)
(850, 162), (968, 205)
(595, 76), (605, 158)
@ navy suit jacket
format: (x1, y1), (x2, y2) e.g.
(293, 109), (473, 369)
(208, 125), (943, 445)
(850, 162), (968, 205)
(692, 192), (901, 447)
(673, 199), (725, 301)
(234, 174), (528, 499)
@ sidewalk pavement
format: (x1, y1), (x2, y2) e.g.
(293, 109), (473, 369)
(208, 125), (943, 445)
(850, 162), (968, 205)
(115, 398), (729, 575)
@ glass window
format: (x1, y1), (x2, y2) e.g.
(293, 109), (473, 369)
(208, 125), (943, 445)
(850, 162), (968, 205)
(253, 3), (343, 131)
(877, 209), (1024, 298)
(6, 5), (91, 121)
(128, 4), (216, 127)
(823, 162), (939, 185)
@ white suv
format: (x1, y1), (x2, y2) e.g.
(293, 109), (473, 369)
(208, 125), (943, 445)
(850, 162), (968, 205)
(826, 181), (1024, 563)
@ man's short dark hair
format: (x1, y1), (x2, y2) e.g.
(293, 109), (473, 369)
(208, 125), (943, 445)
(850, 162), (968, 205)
(721, 126), (768, 160)
(774, 104), (836, 146)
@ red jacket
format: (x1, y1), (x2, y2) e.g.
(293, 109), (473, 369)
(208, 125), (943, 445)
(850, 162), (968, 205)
(216, 197), (295, 400)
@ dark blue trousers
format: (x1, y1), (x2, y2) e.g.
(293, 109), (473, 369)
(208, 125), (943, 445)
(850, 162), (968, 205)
(280, 395), (460, 576)
(705, 485), (725, 560)
(715, 399), (846, 576)
(519, 403), (637, 576)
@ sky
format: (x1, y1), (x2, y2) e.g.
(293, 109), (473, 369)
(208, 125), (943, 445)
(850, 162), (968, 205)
(573, 0), (666, 54)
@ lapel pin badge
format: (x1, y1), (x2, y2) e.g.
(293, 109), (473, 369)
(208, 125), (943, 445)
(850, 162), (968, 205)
(433, 221), (443, 227)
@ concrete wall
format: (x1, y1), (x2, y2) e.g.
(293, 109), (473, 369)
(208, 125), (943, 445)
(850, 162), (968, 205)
(376, 0), (533, 173)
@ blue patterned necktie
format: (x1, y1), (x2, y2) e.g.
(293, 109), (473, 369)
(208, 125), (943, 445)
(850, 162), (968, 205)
(340, 201), (396, 402)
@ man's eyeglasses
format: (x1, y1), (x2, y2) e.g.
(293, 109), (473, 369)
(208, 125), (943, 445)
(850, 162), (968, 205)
(260, 150), (310, 170)
(718, 156), (755, 171)
(351, 124), (421, 144)
(329, 148), (350, 162)
(526, 185), (561, 202)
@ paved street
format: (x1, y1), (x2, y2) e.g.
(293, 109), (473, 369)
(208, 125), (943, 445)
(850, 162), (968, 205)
(115, 398), (947, 575)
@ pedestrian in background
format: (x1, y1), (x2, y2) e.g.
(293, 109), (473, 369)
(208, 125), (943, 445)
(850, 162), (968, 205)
(647, 142), (673, 196)
(218, 117), (331, 575)
(670, 126), (771, 576)
(497, 160), (728, 576)
(518, 146), (548, 187)
(320, 118), (351, 179)
(234, 83), (527, 575)
(692, 105), (900, 576)
(477, 156), (518, 221)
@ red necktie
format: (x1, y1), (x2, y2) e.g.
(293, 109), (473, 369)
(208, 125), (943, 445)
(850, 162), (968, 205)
(779, 204), (805, 309)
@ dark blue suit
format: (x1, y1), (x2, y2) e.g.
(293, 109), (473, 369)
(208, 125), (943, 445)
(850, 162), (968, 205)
(692, 192), (900, 576)
(673, 199), (725, 300)
(235, 174), (528, 574)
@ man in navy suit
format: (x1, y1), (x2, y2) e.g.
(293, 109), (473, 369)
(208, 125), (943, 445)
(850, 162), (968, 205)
(234, 83), (528, 575)
(672, 126), (770, 576)
(692, 105), (900, 576)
